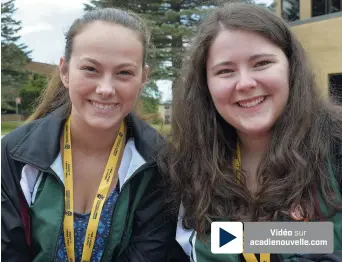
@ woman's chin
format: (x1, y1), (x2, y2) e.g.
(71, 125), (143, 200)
(83, 118), (119, 132)
(237, 124), (272, 137)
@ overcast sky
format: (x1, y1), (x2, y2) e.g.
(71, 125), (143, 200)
(13, 0), (273, 102)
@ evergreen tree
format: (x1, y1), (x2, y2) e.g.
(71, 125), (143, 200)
(1, 0), (31, 113)
(19, 73), (48, 117)
(281, 0), (299, 22)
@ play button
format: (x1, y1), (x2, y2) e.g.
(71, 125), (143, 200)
(220, 228), (236, 247)
(211, 222), (243, 254)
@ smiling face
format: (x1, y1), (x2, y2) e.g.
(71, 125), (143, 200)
(60, 21), (148, 131)
(206, 29), (290, 137)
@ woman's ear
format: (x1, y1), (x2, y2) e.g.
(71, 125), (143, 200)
(59, 57), (69, 88)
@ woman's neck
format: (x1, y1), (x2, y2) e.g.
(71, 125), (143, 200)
(237, 131), (270, 193)
(237, 131), (270, 158)
(68, 114), (122, 155)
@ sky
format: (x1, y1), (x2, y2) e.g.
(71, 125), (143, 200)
(13, 0), (273, 102)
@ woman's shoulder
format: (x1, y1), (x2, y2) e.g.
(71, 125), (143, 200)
(2, 109), (66, 174)
(2, 118), (43, 153)
(126, 113), (166, 162)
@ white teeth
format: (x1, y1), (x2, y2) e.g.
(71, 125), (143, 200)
(238, 96), (266, 108)
(90, 101), (117, 110)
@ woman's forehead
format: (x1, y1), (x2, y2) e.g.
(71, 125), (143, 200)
(70, 22), (144, 65)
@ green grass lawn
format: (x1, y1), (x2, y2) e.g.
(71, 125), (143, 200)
(151, 123), (171, 137)
(1, 121), (23, 135)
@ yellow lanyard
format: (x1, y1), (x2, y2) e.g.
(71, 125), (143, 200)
(233, 140), (270, 262)
(233, 141), (242, 182)
(243, 253), (270, 262)
(63, 116), (126, 262)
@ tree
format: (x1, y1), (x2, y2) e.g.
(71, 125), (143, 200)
(19, 73), (48, 116)
(2, 0), (20, 43)
(281, 0), (299, 22)
(140, 80), (162, 115)
(268, 0), (276, 12)
(1, 0), (31, 113)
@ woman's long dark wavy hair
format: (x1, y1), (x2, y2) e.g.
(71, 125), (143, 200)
(158, 2), (342, 236)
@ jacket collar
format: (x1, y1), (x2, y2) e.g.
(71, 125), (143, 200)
(10, 105), (164, 170)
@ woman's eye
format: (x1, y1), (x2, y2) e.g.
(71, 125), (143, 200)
(255, 60), (272, 67)
(119, 71), (133, 76)
(217, 69), (234, 75)
(82, 66), (97, 72)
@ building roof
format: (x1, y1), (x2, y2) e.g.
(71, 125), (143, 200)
(25, 61), (57, 76)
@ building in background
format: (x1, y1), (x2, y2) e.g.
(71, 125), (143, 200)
(276, 0), (342, 103)
(158, 101), (172, 124)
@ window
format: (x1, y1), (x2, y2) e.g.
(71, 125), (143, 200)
(282, 0), (300, 22)
(329, 74), (342, 104)
(312, 0), (342, 17)
(331, 0), (342, 12)
(164, 105), (170, 109)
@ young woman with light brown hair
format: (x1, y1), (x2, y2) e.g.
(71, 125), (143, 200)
(2, 7), (187, 262)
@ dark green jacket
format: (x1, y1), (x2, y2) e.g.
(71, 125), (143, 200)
(1, 106), (186, 262)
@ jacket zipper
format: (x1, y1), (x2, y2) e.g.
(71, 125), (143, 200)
(11, 156), (65, 262)
(100, 161), (156, 262)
